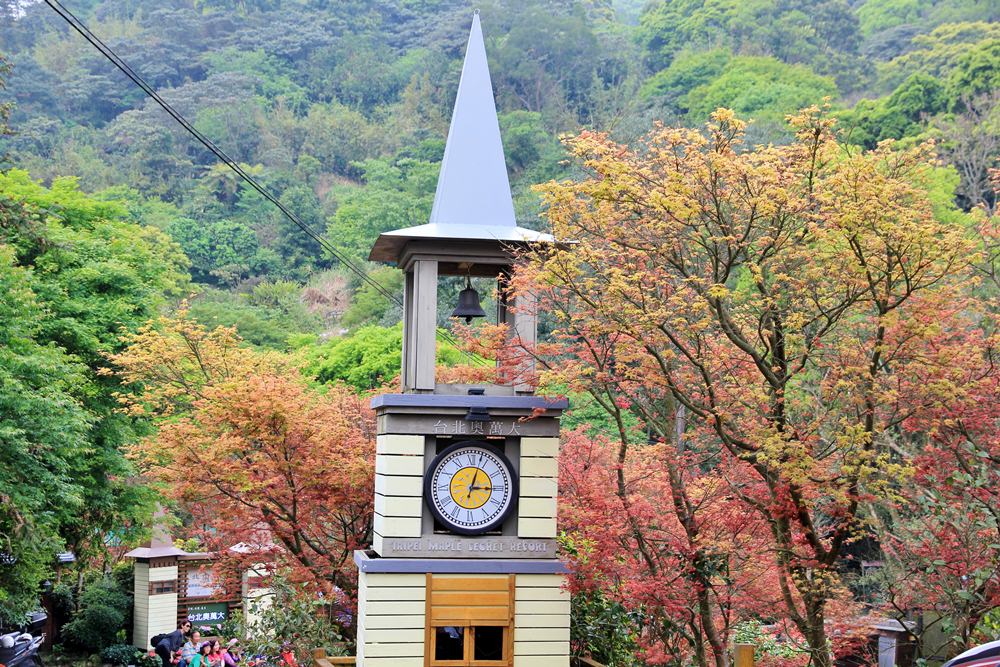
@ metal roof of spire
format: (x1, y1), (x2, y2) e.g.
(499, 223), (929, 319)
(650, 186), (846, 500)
(369, 11), (551, 264)
(429, 10), (515, 229)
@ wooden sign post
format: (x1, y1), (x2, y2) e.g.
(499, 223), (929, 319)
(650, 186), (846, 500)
(735, 644), (756, 667)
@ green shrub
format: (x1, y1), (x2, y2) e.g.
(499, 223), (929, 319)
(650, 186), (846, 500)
(62, 576), (131, 652)
(100, 644), (143, 666)
(732, 619), (807, 661)
(232, 575), (347, 663)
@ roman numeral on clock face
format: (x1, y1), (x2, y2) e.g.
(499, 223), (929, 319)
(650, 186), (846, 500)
(426, 444), (516, 533)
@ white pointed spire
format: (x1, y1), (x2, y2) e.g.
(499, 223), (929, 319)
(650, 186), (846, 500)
(368, 11), (552, 263)
(429, 11), (516, 229)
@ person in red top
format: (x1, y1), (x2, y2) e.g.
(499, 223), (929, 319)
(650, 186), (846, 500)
(278, 643), (297, 667)
(206, 640), (223, 667)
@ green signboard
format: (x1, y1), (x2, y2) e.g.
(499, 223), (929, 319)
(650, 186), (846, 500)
(187, 602), (228, 629)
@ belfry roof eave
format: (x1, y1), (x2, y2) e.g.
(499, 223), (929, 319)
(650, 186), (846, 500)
(368, 223), (554, 264)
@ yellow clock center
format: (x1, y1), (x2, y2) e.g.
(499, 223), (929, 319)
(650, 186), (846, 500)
(449, 466), (491, 509)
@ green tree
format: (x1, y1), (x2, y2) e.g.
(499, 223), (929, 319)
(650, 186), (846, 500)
(499, 110), (562, 175)
(685, 56), (838, 130)
(273, 184), (326, 279)
(856, 0), (999, 36)
(168, 217), (260, 284)
(301, 324), (406, 391)
(61, 573), (132, 652)
(340, 266), (403, 330)
(639, 48), (731, 112)
(301, 103), (383, 176)
(839, 72), (949, 148)
(187, 282), (321, 350)
(637, 0), (865, 89)
(947, 39), (1000, 107)
(0, 170), (189, 586)
(327, 156), (437, 258)
(0, 243), (90, 625)
(877, 21), (1000, 93)
(299, 324), (465, 391)
(487, 0), (603, 117)
(202, 47), (308, 111)
(0, 55), (13, 159)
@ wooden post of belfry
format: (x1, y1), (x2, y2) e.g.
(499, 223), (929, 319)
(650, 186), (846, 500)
(735, 644), (756, 667)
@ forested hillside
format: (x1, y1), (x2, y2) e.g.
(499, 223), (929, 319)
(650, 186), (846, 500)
(0, 1), (997, 657)
(3, 0), (612, 325)
(2, 1), (996, 349)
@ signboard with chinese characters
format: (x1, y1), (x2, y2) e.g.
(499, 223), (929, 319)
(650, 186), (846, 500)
(377, 414), (558, 438)
(434, 418), (522, 437)
(187, 602), (227, 629)
(379, 536), (556, 559)
(185, 570), (214, 598)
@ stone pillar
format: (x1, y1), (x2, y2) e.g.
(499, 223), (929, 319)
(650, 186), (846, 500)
(242, 564), (273, 633)
(401, 259), (438, 393)
(513, 575), (571, 666)
(132, 562), (150, 649)
(517, 437), (558, 539)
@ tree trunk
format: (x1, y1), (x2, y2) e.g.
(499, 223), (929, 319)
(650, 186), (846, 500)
(697, 582), (729, 667)
(674, 405), (729, 667)
(803, 597), (832, 667)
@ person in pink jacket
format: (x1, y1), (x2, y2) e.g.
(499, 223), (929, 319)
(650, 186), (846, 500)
(221, 639), (241, 667)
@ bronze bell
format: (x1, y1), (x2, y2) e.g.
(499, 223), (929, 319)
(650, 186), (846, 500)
(451, 276), (487, 323)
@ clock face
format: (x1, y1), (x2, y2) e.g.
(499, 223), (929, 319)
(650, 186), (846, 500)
(424, 442), (518, 535)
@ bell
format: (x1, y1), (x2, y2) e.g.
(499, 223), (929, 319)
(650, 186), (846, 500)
(451, 276), (487, 324)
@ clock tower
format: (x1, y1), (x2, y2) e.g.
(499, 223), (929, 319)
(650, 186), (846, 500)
(353, 12), (569, 667)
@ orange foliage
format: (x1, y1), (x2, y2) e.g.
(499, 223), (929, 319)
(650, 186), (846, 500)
(112, 311), (375, 617)
(515, 108), (980, 667)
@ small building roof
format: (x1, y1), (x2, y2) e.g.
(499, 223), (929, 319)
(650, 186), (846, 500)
(123, 545), (210, 560)
(369, 12), (549, 264)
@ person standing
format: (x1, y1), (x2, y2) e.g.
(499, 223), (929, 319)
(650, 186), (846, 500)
(154, 621), (191, 667)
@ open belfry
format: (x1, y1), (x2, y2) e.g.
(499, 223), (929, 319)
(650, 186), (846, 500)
(354, 11), (569, 667)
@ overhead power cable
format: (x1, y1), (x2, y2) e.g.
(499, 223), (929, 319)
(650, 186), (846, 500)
(42, 0), (487, 365)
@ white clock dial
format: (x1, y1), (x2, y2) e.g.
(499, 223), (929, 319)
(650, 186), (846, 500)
(424, 442), (517, 535)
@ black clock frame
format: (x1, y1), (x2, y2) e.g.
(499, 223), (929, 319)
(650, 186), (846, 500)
(423, 440), (519, 536)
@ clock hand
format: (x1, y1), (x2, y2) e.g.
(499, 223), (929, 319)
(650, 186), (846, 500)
(467, 469), (480, 500)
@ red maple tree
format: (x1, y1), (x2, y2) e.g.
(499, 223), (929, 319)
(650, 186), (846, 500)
(112, 311), (376, 620)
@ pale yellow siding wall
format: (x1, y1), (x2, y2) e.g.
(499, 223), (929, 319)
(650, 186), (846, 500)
(513, 574), (570, 667)
(148, 593), (179, 642)
(356, 572), (426, 667)
(133, 563), (150, 648)
(373, 434), (425, 554)
(135, 564), (180, 649)
(243, 563), (273, 632)
(149, 565), (177, 582)
(517, 437), (559, 538)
